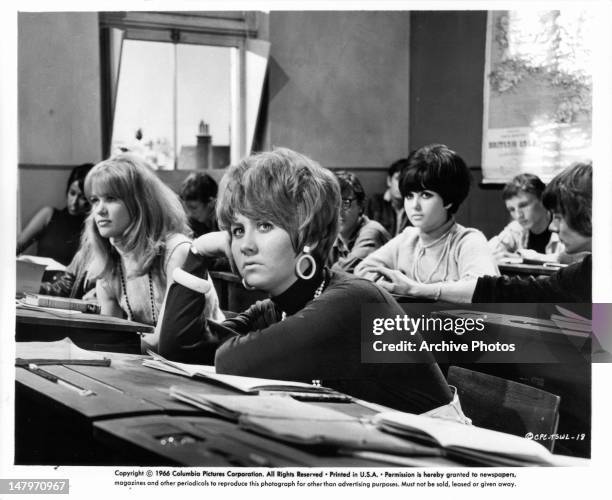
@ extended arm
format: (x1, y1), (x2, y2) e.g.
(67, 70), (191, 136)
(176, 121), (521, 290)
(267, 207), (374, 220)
(334, 226), (390, 273)
(366, 266), (477, 303)
(142, 241), (191, 351)
(354, 236), (399, 280)
(17, 206), (54, 254)
(155, 231), (232, 361)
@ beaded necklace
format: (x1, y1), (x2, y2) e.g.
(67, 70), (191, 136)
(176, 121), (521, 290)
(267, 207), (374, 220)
(119, 263), (157, 324)
(281, 278), (326, 321)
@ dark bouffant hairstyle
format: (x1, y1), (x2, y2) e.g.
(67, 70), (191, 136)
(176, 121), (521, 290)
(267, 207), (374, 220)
(399, 144), (471, 214)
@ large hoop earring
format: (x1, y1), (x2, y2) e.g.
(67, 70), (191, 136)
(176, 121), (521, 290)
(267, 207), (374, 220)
(295, 245), (317, 280)
(242, 278), (256, 291)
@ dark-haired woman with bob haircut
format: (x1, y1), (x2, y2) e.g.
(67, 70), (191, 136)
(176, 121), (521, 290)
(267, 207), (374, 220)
(157, 148), (457, 415)
(355, 144), (498, 289)
(372, 162), (592, 303)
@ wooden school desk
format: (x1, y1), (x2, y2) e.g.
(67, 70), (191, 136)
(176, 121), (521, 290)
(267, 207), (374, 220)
(498, 262), (560, 277)
(16, 306), (153, 353)
(14, 346), (464, 467)
(15, 342), (575, 467)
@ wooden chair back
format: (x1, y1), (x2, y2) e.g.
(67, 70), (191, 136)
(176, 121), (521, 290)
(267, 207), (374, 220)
(447, 366), (561, 451)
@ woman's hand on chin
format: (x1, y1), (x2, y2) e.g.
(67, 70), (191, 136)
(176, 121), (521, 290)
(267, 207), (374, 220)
(193, 231), (231, 258)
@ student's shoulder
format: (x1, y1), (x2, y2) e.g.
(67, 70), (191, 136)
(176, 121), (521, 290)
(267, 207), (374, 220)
(501, 220), (525, 236)
(163, 233), (192, 266)
(395, 225), (420, 240)
(34, 206), (56, 223)
(375, 226), (419, 252)
(359, 217), (391, 239)
(452, 223), (490, 245)
(367, 192), (386, 207)
(165, 232), (192, 247)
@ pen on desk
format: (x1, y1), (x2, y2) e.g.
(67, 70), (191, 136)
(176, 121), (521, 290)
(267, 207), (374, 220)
(27, 363), (95, 396)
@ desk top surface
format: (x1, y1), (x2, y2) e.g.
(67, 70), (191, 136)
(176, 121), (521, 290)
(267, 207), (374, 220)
(14, 344), (419, 467)
(16, 307), (154, 333)
(15, 345), (379, 421)
(498, 262), (560, 276)
(15, 341), (586, 466)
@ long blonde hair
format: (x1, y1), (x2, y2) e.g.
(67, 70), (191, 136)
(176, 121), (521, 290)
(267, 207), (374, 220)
(82, 154), (190, 280)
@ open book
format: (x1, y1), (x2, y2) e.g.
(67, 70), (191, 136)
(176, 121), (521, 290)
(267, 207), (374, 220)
(373, 411), (552, 465)
(143, 351), (338, 395)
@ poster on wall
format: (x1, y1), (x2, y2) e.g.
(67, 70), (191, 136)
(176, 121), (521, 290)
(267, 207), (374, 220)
(481, 10), (593, 183)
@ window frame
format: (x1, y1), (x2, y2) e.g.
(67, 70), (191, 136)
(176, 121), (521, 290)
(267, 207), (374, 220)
(98, 11), (260, 167)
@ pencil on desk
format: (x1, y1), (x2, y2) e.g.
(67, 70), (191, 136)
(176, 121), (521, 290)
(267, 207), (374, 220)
(27, 363), (95, 396)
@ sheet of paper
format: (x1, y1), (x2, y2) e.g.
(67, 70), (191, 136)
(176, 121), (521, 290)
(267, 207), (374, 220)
(145, 352), (318, 393)
(17, 255), (66, 272)
(16, 337), (107, 361)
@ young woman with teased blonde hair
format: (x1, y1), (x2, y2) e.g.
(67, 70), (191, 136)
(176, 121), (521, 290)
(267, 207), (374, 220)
(81, 153), (223, 345)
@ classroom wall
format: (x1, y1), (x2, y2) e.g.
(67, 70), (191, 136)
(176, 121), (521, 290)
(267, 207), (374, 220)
(410, 11), (508, 237)
(18, 11), (509, 239)
(18, 12), (103, 228)
(267, 11), (412, 197)
(19, 12), (102, 164)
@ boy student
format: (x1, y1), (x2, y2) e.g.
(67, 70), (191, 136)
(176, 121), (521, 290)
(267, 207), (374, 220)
(370, 162), (592, 303)
(366, 157), (411, 236)
(179, 172), (219, 237)
(331, 171), (391, 273)
(489, 173), (563, 263)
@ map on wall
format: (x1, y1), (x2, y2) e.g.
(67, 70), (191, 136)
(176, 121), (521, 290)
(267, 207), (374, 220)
(481, 10), (593, 183)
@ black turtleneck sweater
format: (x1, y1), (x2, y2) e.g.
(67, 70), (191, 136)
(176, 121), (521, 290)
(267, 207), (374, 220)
(158, 251), (452, 414)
